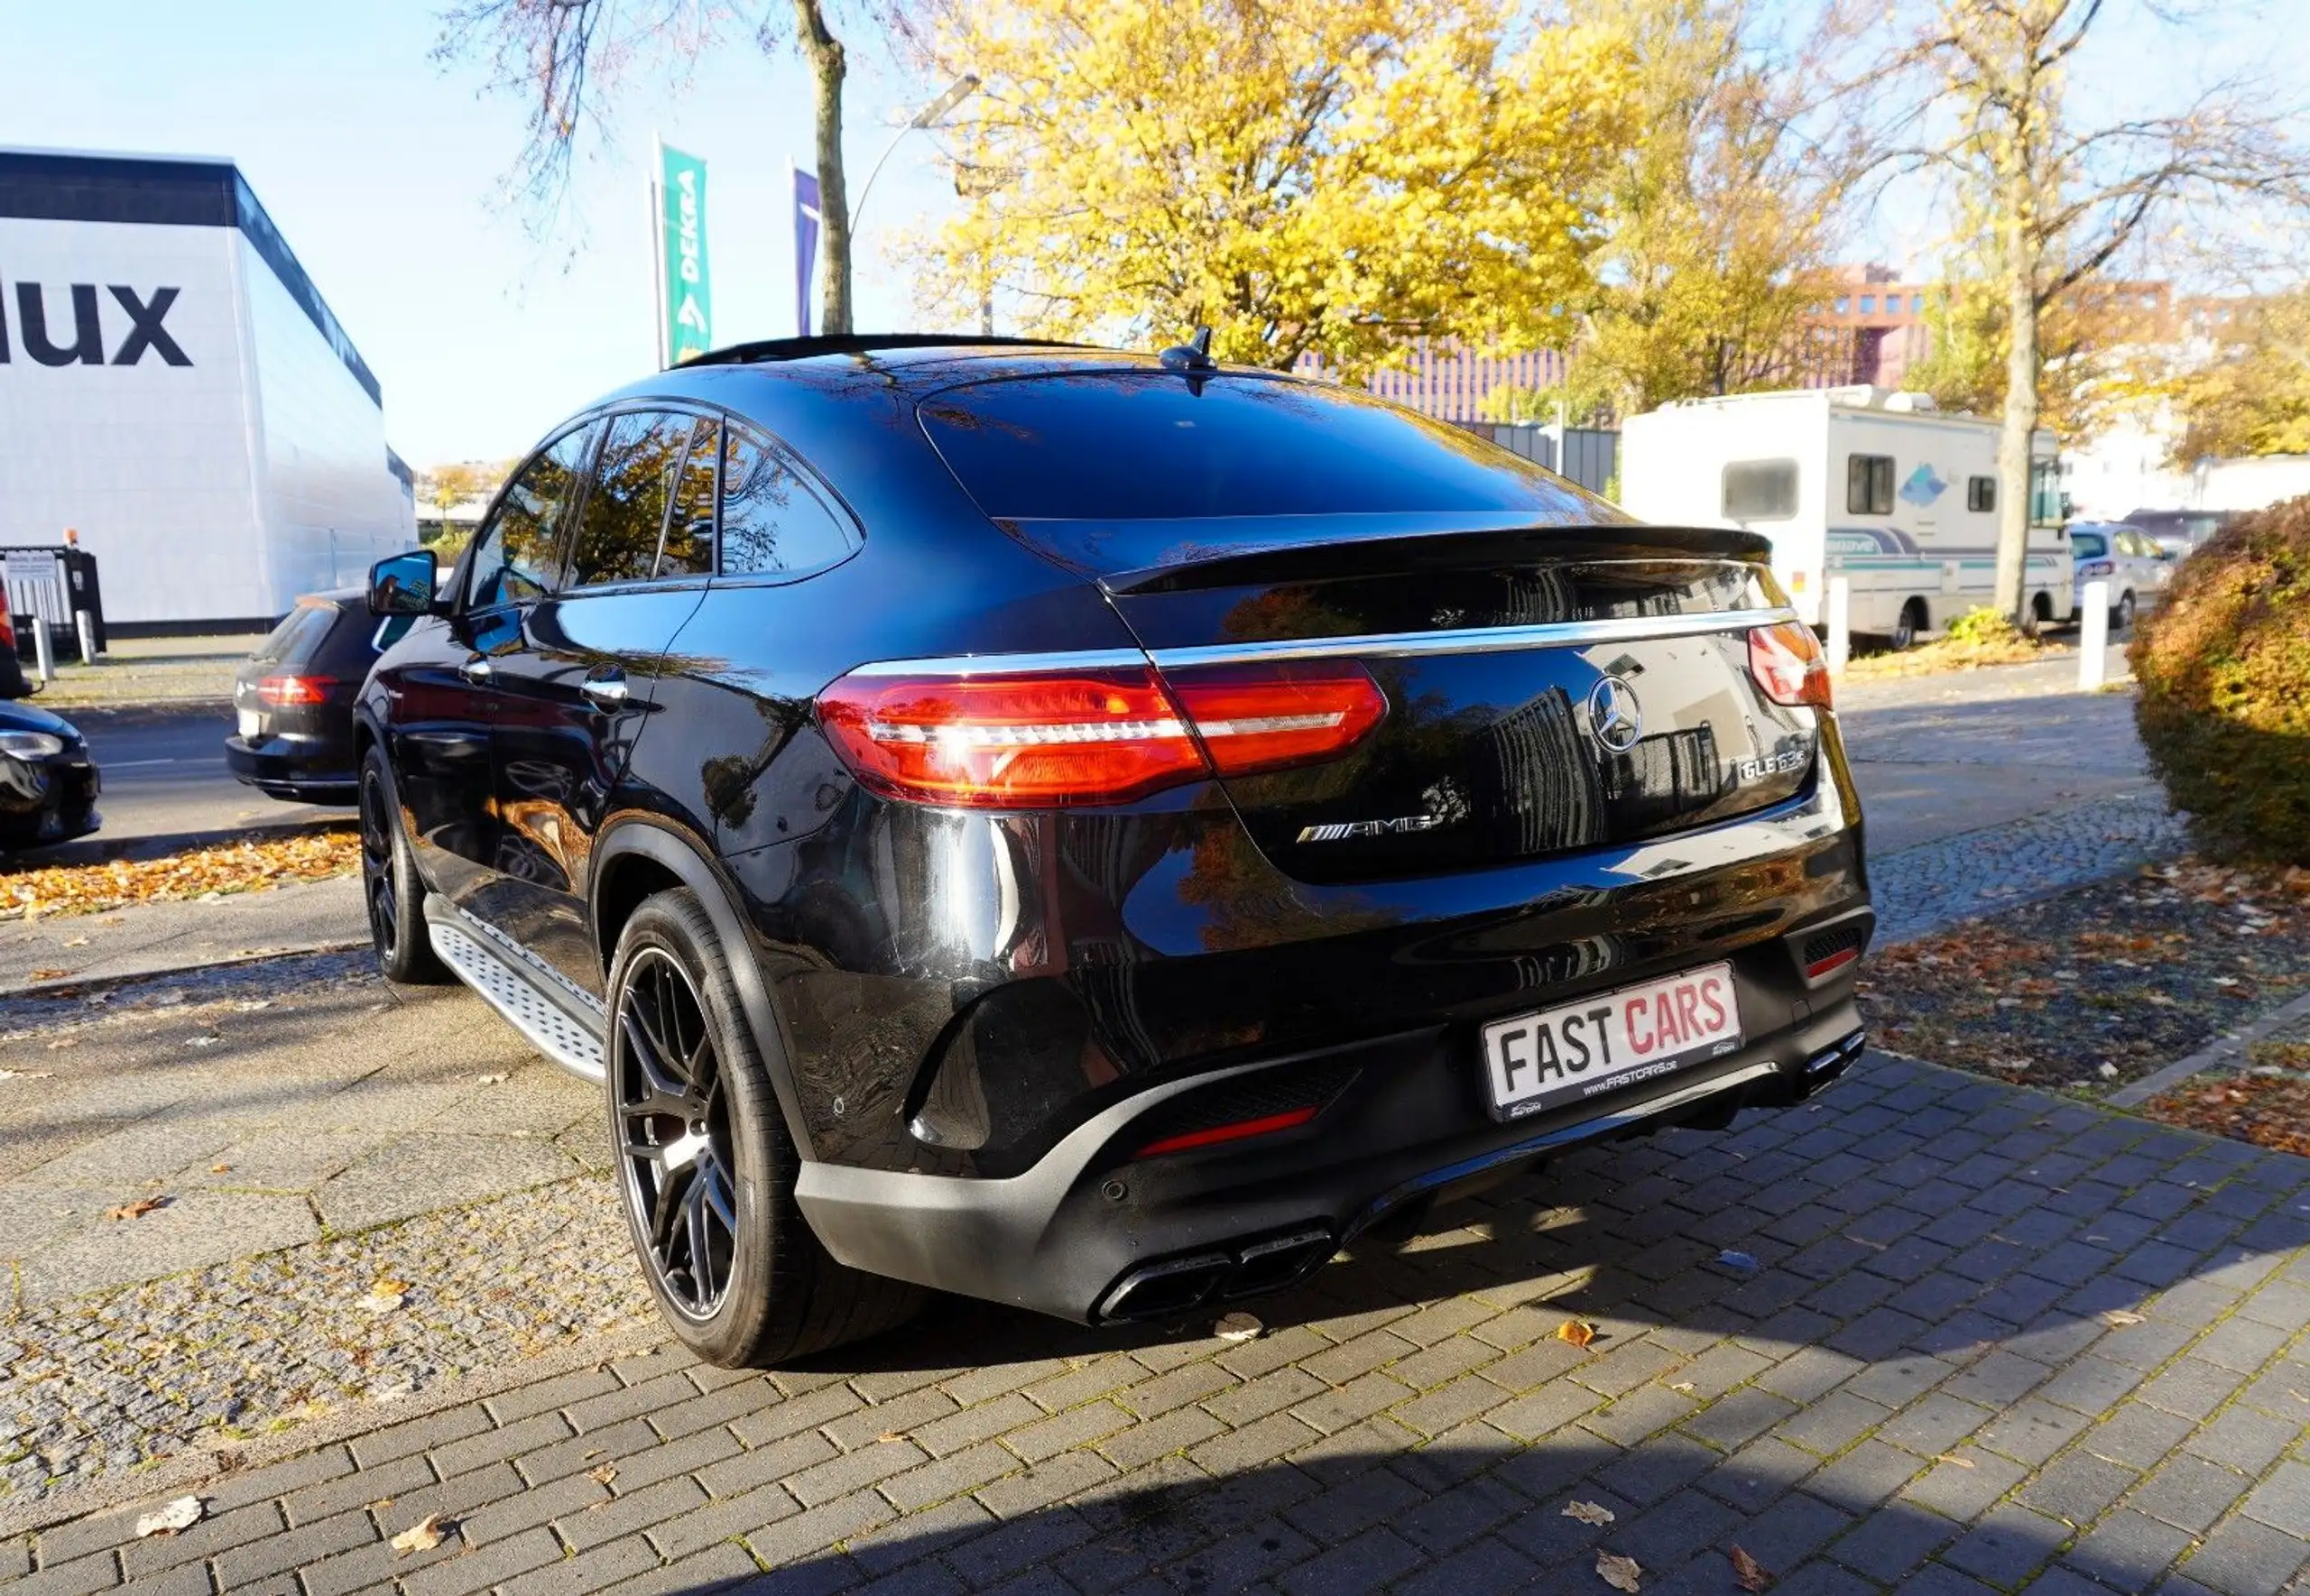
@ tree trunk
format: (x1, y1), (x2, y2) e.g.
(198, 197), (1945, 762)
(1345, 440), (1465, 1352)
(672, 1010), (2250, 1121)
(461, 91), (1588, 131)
(796, 0), (849, 336)
(1994, 189), (2039, 625)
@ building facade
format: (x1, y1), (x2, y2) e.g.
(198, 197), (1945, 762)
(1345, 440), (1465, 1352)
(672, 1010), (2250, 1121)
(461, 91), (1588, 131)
(0, 148), (414, 630)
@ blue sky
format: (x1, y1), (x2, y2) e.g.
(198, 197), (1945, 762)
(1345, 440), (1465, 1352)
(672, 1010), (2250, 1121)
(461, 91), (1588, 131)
(5, 3), (961, 466)
(7, 3), (2297, 469)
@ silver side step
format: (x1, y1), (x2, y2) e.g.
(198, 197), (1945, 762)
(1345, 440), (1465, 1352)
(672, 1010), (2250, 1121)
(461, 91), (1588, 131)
(428, 916), (606, 1082)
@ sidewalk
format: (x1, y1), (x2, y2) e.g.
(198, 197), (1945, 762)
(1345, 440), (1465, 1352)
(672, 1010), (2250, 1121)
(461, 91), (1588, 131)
(6, 1055), (2307, 1595)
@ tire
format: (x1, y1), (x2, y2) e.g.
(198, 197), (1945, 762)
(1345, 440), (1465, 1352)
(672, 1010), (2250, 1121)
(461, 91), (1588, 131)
(1889, 598), (1927, 651)
(358, 744), (449, 984)
(605, 887), (920, 1367)
(2113, 590), (2137, 632)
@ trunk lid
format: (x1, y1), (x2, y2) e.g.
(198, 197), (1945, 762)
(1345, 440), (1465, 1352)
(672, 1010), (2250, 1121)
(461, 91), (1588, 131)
(1095, 523), (1816, 884)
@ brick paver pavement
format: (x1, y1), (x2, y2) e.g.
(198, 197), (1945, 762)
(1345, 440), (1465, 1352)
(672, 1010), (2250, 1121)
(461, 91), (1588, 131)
(8, 1054), (2309, 1596)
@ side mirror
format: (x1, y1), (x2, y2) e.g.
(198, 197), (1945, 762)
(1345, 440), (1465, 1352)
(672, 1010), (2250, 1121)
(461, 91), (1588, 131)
(369, 550), (438, 616)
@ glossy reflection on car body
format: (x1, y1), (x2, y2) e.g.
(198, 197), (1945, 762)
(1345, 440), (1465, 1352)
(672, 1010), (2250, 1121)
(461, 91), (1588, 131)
(354, 335), (1874, 1359)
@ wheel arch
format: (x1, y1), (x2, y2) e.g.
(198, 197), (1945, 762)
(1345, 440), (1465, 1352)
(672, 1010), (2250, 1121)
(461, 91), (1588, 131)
(592, 817), (818, 1162)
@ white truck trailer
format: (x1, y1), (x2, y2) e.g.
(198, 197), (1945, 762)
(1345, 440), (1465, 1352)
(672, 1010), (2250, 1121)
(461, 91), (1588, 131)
(1620, 387), (2074, 645)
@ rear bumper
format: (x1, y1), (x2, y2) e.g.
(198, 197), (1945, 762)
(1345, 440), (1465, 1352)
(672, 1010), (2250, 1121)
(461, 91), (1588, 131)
(225, 734), (356, 801)
(795, 987), (1868, 1324)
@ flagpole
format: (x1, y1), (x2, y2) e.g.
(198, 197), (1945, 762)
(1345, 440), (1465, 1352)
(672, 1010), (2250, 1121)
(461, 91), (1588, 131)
(651, 132), (670, 371)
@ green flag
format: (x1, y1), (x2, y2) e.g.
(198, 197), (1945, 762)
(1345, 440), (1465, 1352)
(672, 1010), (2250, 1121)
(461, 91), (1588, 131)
(658, 143), (712, 365)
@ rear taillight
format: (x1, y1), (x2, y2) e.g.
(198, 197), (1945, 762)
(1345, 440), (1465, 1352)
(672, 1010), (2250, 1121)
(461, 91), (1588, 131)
(817, 660), (1385, 808)
(0, 610), (14, 652)
(257, 673), (336, 706)
(1748, 622), (1832, 709)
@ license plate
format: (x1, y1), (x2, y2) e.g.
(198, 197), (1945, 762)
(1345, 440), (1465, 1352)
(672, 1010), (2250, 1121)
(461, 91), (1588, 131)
(236, 708), (262, 739)
(1480, 963), (1742, 1121)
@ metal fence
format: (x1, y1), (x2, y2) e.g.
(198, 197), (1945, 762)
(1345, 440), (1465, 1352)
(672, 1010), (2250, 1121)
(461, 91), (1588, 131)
(3, 546), (106, 658)
(1455, 423), (1621, 498)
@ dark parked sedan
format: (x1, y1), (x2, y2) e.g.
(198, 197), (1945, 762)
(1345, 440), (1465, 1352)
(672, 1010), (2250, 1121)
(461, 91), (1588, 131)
(356, 334), (1872, 1367)
(0, 697), (99, 851)
(226, 588), (387, 804)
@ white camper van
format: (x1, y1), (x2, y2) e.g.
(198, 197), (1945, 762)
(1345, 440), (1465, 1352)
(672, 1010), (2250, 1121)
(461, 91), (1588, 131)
(1620, 388), (2074, 646)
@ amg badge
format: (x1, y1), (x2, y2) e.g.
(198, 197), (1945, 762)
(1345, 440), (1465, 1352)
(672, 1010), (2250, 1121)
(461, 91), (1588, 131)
(1297, 814), (1447, 844)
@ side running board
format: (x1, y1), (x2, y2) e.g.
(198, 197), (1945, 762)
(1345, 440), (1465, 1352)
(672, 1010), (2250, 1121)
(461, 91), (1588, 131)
(424, 898), (606, 1082)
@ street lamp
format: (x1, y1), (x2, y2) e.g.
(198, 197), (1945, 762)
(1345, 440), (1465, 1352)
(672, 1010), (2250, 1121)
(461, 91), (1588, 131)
(851, 73), (980, 232)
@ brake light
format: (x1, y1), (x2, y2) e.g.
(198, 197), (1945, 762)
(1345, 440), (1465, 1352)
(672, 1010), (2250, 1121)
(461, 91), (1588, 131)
(257, 673), (336, 706)
(0, 610), (14, 652)
(1748, 622), (1833, 708)
(817, 660), (1385, 807)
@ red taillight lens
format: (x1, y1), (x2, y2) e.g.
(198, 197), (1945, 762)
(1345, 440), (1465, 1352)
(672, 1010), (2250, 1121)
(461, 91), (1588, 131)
(0, 611), (14, 651)
(1160, 660), (1388, 779)
(1748, 623), (1832, 709)
(817, 660), (1386, 808)
(257, 673), (336, 706)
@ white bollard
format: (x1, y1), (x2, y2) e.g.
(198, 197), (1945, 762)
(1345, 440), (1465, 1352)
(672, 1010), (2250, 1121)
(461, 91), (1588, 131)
(1825, 577), (1852, 678)
(74, 609), (97, 664)
(2079, 579), (2109, 691)
(32, 618), (54, 684)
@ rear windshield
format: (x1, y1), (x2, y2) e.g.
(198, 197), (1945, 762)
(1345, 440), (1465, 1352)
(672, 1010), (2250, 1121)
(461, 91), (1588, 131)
(919, 372), (1615, 522)
(252, 604), (336, 665)
(2069, 531), (2107, 558)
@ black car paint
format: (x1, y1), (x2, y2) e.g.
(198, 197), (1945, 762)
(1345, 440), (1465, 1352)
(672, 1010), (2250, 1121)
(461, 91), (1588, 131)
(0, 697), (100, 850)
(356, 344), (1871, 1324)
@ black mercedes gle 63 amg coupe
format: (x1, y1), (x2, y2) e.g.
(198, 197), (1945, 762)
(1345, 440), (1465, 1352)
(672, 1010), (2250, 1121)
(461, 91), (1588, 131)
(356, 334), (1872, 1367)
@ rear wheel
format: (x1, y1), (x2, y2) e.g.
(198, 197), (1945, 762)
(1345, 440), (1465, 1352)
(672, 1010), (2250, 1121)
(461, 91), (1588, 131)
(358, 745), (448, 984)
(606, 887), (919, 1366)
(2112, 590), (2137, 632)
(1888, 598), (1927, 651)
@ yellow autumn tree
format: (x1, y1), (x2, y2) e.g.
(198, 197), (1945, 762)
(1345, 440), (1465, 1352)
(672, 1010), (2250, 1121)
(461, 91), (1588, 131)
(2159, 290), (2310, 461)
(907, 0), (1634, 372)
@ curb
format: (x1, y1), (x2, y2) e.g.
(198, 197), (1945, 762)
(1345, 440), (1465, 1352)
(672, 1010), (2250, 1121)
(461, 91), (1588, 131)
(0, 939), (369, 1003)
(2109, 985), (2310, 1109)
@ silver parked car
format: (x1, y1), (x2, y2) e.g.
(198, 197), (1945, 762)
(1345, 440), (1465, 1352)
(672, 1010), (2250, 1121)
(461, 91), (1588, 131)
(2067, 521), (2174, 632)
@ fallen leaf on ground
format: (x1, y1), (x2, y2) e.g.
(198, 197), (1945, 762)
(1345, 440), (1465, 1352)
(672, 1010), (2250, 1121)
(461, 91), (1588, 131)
(134, 1496), (204, 1537)
(1215, 1311), (1262, 1342)
(106, 1197), (167, 1221)
(2102, 1310), (2145, 1327)
(1716, 1250), (1759, 1271)
(1557, 1319), (1598, 1348)
(391, 1513), (451, 1554)
(1562, 1500), (1616, 1525)
(211, 1164), (232, 1174)
(1729, 1544), (1773, 1591)
(1596, 1550), (1642, 1591)
(1933, 1453), (1977, 1468)
(358, 1289), (407, 1315)
(1669, 1381), (1696, 1394)
(29, 967), (71, 981)
(0, 827), (361, 920)
(63, 936), (88, 946)
(587, 1464), (616, 1486)
(475, 1073), (509, 1084)
(0, 1068), (53, 1081)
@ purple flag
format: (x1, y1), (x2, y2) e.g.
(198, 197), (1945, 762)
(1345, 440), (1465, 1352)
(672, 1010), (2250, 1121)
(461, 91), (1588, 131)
(793, 167), (821, 337)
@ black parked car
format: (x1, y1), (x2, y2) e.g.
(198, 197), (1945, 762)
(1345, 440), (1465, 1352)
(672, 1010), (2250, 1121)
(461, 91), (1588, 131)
(356, 335), (1872, 1367)
(226, 589), (385, 804)
(0, 697), (99, 851)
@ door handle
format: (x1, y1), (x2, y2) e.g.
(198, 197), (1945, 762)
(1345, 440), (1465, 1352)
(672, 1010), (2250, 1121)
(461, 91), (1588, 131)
(459, 655), (493, 684)
(582, 669), (631, 709)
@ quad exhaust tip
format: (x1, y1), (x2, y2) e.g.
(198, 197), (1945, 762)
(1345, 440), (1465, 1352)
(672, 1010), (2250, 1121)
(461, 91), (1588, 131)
(1096, 1226), (1335, 1323)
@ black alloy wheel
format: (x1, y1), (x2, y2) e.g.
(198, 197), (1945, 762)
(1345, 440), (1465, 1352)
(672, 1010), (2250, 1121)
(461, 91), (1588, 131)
(602, 887), (920, 1365)
(614, 946), (739, 1320)
(358, 745), (448, 984)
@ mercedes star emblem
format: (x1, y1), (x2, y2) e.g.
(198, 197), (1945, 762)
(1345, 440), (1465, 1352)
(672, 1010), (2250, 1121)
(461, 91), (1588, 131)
(1586, 676), (1643, 753)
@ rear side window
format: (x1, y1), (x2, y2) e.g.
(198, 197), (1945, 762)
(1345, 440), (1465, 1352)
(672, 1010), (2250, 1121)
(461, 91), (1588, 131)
(1722, 460), (1797, 521)
(919, 372), (1616, 521)
(468, 421), (600, 608)
(657, 416), (721, 580)
(567, 411), (692, 587)
(720, 423), (855, 577)
(1846, 455), (1893, 515)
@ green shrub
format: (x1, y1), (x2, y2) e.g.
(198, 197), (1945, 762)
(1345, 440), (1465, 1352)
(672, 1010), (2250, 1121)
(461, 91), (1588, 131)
(1944, 606), (2026, 648)
(2130, 494), (2310, 864)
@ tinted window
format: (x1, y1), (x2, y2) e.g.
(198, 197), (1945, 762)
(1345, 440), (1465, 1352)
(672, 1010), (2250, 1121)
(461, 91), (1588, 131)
(1722, 459), (1797, 521)
(1846, 455), (1893, 515)
(658, 416), (720, 579)
(468, 423), (599, 607)
(919, 373), (1613, 521)
(253, 604), (332, 664)
(2070, 530), (2106, 558)
(566, 411), (690, 587)
(721, 423), (855, 577)
(1966, 475), (1996, 512)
